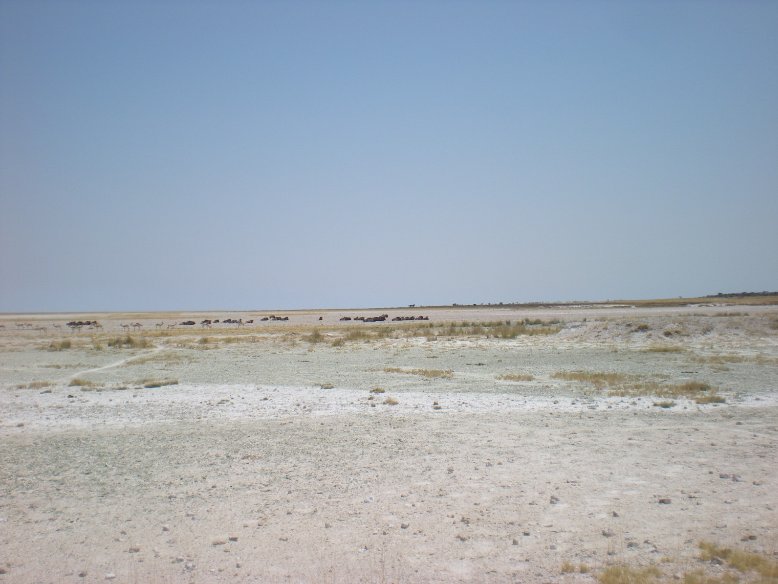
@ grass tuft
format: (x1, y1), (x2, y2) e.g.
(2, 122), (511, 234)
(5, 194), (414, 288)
(48, 339), (72, 351)
(699, 541), (778, 579)
(552, 371), (626, 388)
(69, 377), (96, 387)
(16, 380), (54, 390)
(107, 335), (153, 349)
(141, 378), (179, 388)
(598, 566), (661, 584)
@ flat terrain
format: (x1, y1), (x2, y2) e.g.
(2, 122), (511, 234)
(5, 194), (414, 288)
(1, 305), (777, 583)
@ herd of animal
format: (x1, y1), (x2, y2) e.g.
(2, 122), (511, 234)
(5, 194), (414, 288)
(340, 314), (430, 322)
(2, 313), (432, 333)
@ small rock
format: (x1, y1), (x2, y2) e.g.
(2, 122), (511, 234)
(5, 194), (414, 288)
(456, 534), (468, 541)
(710, 556), (724, 566)
(741, 534), (757, 541)
(162, 525), (170, 532)
(212, 539), (227, 546)
(719, 473), (731, 479)
(228, 535), (238, 542)
(658, 498), (672, 504)
(324, 522), (332, 528)
(523, 531), (530, 536)
(78, 570), (87, 578)
(612, 511), (620, 517)
(512, 539), (519, 545)
(128, 546), (140, 553)
(400, 523), (409, 529)
(105, 574), (116, 580)
(602, 529), (615, 537)
(550, 496), (559, 504)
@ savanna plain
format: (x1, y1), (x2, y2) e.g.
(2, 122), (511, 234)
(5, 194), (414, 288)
(1, 302), (777, 584)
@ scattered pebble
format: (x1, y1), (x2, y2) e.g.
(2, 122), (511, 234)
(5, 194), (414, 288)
(550, 496), (559, 504)
(602, 529), (614, 537)
(401, 523), (409, 529)
(658, 498), (672, 504)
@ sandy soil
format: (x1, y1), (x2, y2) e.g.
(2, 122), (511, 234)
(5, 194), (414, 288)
(1, 305), (777, 583)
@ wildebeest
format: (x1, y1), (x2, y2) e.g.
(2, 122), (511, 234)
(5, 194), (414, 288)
(180, 320), (196, 326)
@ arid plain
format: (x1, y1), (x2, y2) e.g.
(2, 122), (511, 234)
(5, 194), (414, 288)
(1, 302), (777, 583)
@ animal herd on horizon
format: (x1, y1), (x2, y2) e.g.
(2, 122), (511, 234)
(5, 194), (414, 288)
(1, 313), (431, 333)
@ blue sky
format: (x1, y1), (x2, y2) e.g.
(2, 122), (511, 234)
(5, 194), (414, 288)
(1, 0), (777, 312)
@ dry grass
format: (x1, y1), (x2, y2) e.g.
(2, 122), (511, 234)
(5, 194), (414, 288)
(47, 339), (72, 351)
(497, 373), (534, 382)
(561, 561), (576, 573)
(699, 542), (778, 580)
(598, 566), (661, 584)
(304, 329), (324, 344)
(552, 371), (627, 388)
(653, 400), (676, 408)
(370, 387), (386, 394)
(141, 378), (179, 388)
(383, 397), (399, 405)
(644, 345), (685, 353)
(554, 372), (727, 404)
(106, 335), (153, 349)
(126, 351), (186, 365)
(319, 383), (334, 389)
(384, 367), (454, 379)
(68, 377), (97, 388)
(682, 571), (740, 584)
(16, 380), (54, 390)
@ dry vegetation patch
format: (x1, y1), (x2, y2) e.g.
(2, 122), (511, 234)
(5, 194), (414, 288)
(699, 542), (778, 580)
(16, 380), (54, 390)
(68, 377), (97, 388)
(552, 371), (627, 388)
(106, 335), (153, 349)
(384, 367), (454, 379)
(553, 371), (727, 404)
(126, 351), (187, 365)
(140, 378), (179, 388)
(598, 566), (662, 584)
(47, 339), (72, 351)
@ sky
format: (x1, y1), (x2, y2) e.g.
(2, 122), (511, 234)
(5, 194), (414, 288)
(1, 0), (777, 312)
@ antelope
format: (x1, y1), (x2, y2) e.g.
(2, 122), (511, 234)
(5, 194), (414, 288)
(121, 324), (130, 332)
(155, 322), (164, 329)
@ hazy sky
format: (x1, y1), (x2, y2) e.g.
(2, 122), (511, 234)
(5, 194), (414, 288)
(1, 1), (777, 312)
